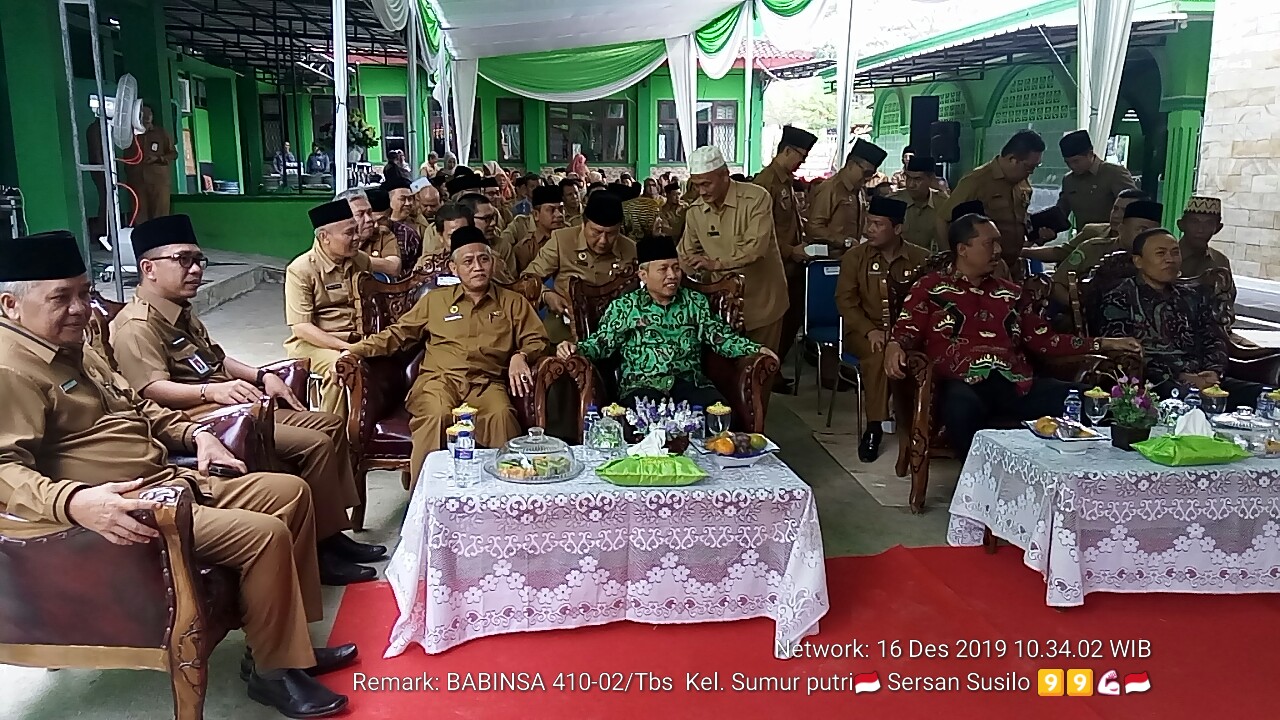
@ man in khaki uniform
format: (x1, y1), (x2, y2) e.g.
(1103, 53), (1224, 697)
(807, 139), (889, 259)
(415, 203), (472, 270)
(123, 105), (178, 222)
(892, 154), (946, 252)
(359, 188), (405, 277)
(835, 196), (931, 462)
(561, 178), (585, 227)
(455, 192), (518, 283)
(480, 177), (510, 231)
(680, 145), (788, 353)
(1050, 199), (1163, 307)
(0, 232), (355, 718)
(654, 182), (688, 239)
(411, 178), (442, 241)
(942, 129), (1044, 269)
(1054, 130), (1137, 228)
(284, 200), (370, 415)
(523, 192), (637, 344)
(110, 215), (384, 586)
(346, 226), (550, 481)
(1023, 188), (1147, 265)
(753, 125), (818, 393)
(497, 185), (566, 277)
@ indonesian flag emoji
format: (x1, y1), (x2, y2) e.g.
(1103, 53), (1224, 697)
(1097, 670), (1121, 696)
(1123, 672), (1151, 694)
(853, 672), (881, 694)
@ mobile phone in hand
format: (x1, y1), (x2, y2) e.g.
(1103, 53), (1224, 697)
(208, 463), (241, 478)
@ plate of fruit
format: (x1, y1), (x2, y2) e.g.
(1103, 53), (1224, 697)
(1024, 416), (1104, 442)
(696, 432), (779, 467)
(487, 453), (581, 483)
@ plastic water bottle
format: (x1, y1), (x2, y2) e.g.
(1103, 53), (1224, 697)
(1063, 389), (1082, 425)
(1186, 387), (1202, 412)
(453, 428), (480, 488)
(1259, 387), (1276, 420)
(691, 405), (705, 440)
(584, 404), (599, 442)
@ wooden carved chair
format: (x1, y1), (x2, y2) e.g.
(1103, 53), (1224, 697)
(338, 270), (592, 528)
(565, 273), (780, 434)
(1074, 257), (1280, 386)
(891, 254), (1119, 513)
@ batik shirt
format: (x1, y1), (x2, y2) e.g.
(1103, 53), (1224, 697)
(891, 270), (1102, 393)
(389, 219), (424, 273)
(1098, 277), (1227, 386)
(577, 287), (759, 394)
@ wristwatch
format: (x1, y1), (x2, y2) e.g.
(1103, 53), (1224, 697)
(255, 367), (275, 385)
(192, 425), (213, 442)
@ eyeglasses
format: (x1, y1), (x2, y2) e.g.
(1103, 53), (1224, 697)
(473, 213), (497, 223)
(153, 253), (209, 269)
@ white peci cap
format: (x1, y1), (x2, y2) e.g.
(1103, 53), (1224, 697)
(409, 177), (432, 193)
(688, 145), (727, 174)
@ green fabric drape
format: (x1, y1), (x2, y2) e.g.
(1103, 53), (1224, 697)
(477, 40), (666, 96)
(696, 4), (745, 55)
(418, 0), (441, 53)
(758, 0), (814, 18)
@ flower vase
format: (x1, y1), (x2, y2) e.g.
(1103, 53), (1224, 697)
(1111, 425), (1150, 451)
(664, 432), (690, 455)
(348, 147), (364, 163)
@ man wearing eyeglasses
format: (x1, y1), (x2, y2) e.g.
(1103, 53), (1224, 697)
(109, 214), (385, 586)
(455, 191), (518, 284)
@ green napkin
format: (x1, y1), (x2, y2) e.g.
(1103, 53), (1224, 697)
(1133, 434), (1251, 467)
(596, 455), (708, 487)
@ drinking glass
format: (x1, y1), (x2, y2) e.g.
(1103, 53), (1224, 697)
(706, 411), (730, 438)
(1203, 392), (1228, 417)
(1084, 395), (1110, 427)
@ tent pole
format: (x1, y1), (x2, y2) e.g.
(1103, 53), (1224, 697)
(742, 1), (754, 175)
(834, 0), (858, 168)
(332, 0), (349, 192)
(407, 6), (419, 169)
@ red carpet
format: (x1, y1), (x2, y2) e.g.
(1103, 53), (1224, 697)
(322, 546), (1279, 719)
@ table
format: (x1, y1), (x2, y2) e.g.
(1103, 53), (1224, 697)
(1234, 329), (1280, 350)
(384, 448), (828, 659)
(948, 430), (1280, 607)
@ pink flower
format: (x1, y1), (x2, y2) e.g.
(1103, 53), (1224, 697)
(1136, 395), (1152, 410)
(1111, 386), (1123, 398)
(1118, 375), (1129, 385)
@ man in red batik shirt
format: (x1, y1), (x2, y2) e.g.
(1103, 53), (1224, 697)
(884, 213), (1141, 455)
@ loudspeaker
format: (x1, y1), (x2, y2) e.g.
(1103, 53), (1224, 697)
(909, 96), (939, 157)
(930, 121), (962, 163)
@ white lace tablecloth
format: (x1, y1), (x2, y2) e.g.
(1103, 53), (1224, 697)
(948, 430), (1280, 607)
(384, 448), (828, 658)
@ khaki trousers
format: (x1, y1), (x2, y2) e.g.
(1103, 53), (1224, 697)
(285, 341), (346, 416)
(776, 263), (806, 367)
(129, 166), (172, 222)
(406, 376), (522, 483)
(746, 318), (784, 355)
(847, 332), (890, 422)
(191, 472), (320, 672)
(274, 408), (359, 539)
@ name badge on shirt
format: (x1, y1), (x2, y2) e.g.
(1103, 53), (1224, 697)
(169, 335), (188, 347)
(60, 379), (78, 393)
(324, 282), (343, 290)
(187, 354), (212, 375)
(708, 228), (720, 237)
(489, 310), (504, 319)
(445, 305), (463, 322)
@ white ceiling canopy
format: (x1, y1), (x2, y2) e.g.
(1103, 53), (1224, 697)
(430, 0), (743, 59)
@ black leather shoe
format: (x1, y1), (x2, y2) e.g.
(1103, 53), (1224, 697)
(321, 532), (388, 563)
(772, 377), (795, 395)
(858, 427), (883, 463)
(242, 644), (359, 681)
(247, 668), (348, 718)
(319, 553), (377, 586)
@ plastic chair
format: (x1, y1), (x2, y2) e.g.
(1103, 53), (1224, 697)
(798, 260), (862, 426)
(1028, 259), (1045, 275)
(830, 317), (865, 433)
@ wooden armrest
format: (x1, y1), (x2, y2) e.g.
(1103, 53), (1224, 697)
(261, 358), (311, 402)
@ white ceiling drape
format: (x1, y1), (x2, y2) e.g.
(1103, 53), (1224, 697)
(696, 3), (752, 79)
(664, 35), (700, 161)
(1077, 0), (1137, 146)
(451, 58), (479, 165)
(477, 53), (668, 104)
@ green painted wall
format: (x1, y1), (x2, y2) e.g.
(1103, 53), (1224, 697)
(172, 195), (316, 258)
(643, 68), (753, 174)
(194, 108), (212, 163)
(205, 77), (243, 186)
(0, 1), (82, 240)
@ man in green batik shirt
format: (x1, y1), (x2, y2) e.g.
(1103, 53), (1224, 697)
(557, 235), (776, 408)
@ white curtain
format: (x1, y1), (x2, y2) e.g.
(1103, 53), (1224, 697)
(368, 0), (410, 31)
(754, 0), (834, 51)
(477, 53), (667, 104)
(664, 35), (699, 161)
(432, 45), (453, 159)
(451, 58), (479, 166)
(697, 2), (751, 79)
(833, 0), (859, 166)
(1078, 0), (1136, 146)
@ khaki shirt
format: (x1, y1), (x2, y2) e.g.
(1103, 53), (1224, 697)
(0, 325), (205, 537)
(892, 189), (944, 252)
(284, 241), (371, 345)
(110, 287), (233, 390)
(1052, 235), (1121, 300)
(752, 163), (804, 261)
(418, 224), (448, 257)
(366, 225), (401, 261)
(806, 167), (866, 252)
(497, 214), (552, 276)
(1055, 157), (1137, 227)
(835, 241), (932, 341)
(412, 214), (434, 245)
(654, 202), (687, 240)
(522, 225), (638, 294)
(564, 210), (584, 227)
(348, 283), (549, 387)
(943, 157), (1032, 257)
(679, 180), (788, 331)
(1052, 222), (1110, 252)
